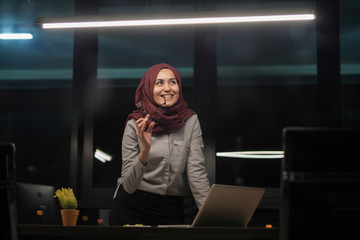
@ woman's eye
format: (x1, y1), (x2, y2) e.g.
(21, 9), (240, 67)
(170, 80), (177, 85)
(155, 81), (163, 85)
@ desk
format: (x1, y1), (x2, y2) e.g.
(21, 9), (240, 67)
(18, 225), (279, 240)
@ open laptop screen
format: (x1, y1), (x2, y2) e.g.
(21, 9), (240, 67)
(191, 184), (265, 227)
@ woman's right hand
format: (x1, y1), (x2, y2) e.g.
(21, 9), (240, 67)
(136, 114), (155, 165)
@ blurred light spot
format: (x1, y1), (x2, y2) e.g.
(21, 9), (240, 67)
(36, 210), (44, 216)
(0, 33), (33, 40)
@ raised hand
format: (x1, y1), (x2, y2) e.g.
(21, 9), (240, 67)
(136, 114), (155, 165)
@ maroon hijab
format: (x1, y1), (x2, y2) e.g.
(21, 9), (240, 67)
(126, 63), (195, 134)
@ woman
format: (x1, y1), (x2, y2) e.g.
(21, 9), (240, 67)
(109, 63), (210, 226)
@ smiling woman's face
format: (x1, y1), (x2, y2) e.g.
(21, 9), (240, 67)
(153, 69), (180, 107)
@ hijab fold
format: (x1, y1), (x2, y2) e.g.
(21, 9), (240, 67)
(126, 63), (195, 134)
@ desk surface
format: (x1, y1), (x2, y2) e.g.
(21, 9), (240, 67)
(18, 225), (279, 240)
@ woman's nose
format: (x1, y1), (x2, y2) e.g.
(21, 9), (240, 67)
(163, 82), (171, 91)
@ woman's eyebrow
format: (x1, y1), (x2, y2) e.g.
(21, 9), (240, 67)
(155, 78), (177, 81)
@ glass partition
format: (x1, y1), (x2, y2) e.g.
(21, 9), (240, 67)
(92, 3), (196, 188)
(340, 0), (360, 127)
(0, 0), (74, 188)
(215, 1), (317, 188)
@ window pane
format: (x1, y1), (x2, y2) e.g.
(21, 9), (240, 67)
(340, 0), (360, 127)
(0, 0), (74, 187)
(92, 3), (195, 188)
(216, 1), (317, 188)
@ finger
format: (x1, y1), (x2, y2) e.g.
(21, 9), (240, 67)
(137, 116), (148, 127)
(139, 115), (149, 129)
(136, 118), (145, 127)
(136, 114), (149, 125)
(141, 121), (146, 132)
(136, 120), (143, 130)
(147, 121), (155, 133)
(136, 122), (141, 136)
(136, 120), (145, 136)
(139, 122), (146, 133)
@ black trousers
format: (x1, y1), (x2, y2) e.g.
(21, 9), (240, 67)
(109, 185), (184, 226)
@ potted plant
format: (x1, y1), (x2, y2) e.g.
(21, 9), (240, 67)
(54, 187), (79, 226)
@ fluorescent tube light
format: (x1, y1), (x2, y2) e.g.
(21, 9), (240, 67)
(39, 14), (315, 29)
(0, 33), (33, 40)
(216, 151), (284, 159)
(94, 149), (113, 163)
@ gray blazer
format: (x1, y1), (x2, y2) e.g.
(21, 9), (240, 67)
(113, 114), (210, 208)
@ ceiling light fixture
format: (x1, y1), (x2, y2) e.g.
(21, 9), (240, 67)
(36, 13), (315, 29)
(0, 33), (33, 40)
(94, 149), (113, 163)
(216, 151), (284, 159)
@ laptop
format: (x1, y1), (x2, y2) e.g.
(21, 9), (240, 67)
(16, 182), (60, 224)
(159, 184), (265, 228)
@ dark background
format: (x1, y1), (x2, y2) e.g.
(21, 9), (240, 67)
(1, 0), (359, 226)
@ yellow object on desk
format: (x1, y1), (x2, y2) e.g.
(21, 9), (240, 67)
(123, 224), (151, 227)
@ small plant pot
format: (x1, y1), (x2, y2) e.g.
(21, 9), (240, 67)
(61, 209), (79, 226)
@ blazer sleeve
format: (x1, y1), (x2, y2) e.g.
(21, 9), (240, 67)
(186, 116), (210, 208)
(120, 119), (147, 194)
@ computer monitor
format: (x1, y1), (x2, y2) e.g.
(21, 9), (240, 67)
(16, 182), (60, 224)
(281, 127), (360, 240)
(282, 127), (360, 172)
